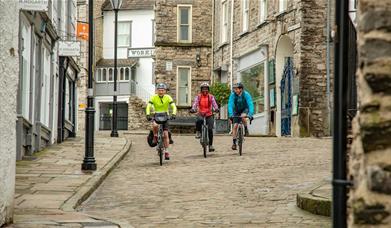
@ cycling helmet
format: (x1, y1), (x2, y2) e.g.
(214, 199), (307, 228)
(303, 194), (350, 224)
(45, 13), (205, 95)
(233, 82), (244, 89)
(200, 82), (210, 90)
(156, 83), (168, 90)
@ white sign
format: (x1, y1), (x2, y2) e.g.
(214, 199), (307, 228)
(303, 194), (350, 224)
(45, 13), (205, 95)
(128, 48), (155, 58)
(19, 0), (49, 11)
(166, 61), (173, 71)
(59, 41), (81, 57)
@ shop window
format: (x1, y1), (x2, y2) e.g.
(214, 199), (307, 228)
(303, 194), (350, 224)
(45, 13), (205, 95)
(21, 20), (31, 119)
(240, 63), (266, 114)
(177, 66), (191, 106)
(178, 5), (192, 43)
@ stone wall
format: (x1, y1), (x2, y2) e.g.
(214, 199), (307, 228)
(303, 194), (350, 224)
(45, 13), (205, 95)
(128, 96), (150, 130)
(348, 0), (391, 226)
(155, 0), (212, 113)
(213, 0), (330, 137)
(0, 0), (18, 225)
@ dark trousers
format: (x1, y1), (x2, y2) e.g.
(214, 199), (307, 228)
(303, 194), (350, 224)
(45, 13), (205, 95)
(196, 115), (214, 146)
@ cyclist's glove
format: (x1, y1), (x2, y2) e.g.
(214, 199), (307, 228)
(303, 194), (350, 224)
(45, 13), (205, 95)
(146, 115), (152, 121)
(189, 109), (197, 114)
(214, 109), (220, 113)
(170, 115), (176, 120)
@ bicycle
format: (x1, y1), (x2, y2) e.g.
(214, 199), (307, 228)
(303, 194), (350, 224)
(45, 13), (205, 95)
(231, 115), (253, 156)
(153, 112), (170, 166)
(190, 110), (218, 158)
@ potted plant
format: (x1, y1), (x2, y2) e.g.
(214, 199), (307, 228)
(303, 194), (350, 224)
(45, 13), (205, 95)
(210, 82), (231, 133)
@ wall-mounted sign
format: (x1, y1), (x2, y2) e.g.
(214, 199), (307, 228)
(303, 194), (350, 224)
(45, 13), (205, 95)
(77, 22), (89, 41)
(166, 61), (173, 71)
(287, 23), (300, 32)
(128, 48), (155, 58)
(59, 41), (81, 57)
(19, 0), (48, 11)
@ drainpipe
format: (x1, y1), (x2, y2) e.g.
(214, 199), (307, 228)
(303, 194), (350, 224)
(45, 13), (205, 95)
(229, 0), (234, 90)
(326, 0), (331, 135)
(332, 0), (350, 227)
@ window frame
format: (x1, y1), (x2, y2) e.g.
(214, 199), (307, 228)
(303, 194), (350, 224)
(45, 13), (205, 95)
(242, 0), (249, 33)
(177, 5), (192, 43)
(221, 0), (229, 43)
(279, 0), (287, 13)
(176, 66), (192, 106)
(117, 20), (132, 47)
(259, 0), (267, 23)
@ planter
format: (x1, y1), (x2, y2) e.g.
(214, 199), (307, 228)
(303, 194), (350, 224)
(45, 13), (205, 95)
(215, 119), (229, 133)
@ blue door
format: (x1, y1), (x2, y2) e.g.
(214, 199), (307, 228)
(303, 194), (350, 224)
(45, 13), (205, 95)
(281, 58), (293, 136)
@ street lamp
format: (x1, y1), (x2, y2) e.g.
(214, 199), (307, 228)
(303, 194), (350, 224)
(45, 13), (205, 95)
(82, 0), (97, 171)
(110, 0), (123, 137)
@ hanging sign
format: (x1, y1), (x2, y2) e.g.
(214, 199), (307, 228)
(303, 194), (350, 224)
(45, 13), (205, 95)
(128, 48), (155, 58)
(19, 0), (49, 11)
(59, 41), (81, 57)
(77, 22), (89, 41)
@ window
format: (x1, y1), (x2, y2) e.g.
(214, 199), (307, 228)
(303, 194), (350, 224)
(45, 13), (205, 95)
(242, 0), (249, 32)
(279, 0), (287, 13)
(96, 69), (102, 82)
(221, 0), (228, 43)
(240, 63), (266, 114)
(125, 68), (130, 81)
(119, 68), (124, 81)
(118, 21), (131, 47)
(177, 67), (191, 106)
(108, 68), (113, 82)
(260, 0), (267, 23)
(68, 80), (73, 121)
(21, 20), (31, 119)
(177, 5), (192, 43)
(152, 19), (155, 45)
(40, 47), (51, 127)
(65, 77), (69, 120)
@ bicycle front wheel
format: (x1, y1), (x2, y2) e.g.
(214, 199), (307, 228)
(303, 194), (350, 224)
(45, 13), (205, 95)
(238, 127), (243, 156)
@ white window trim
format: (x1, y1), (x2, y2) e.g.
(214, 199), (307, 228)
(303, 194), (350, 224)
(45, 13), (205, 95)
(259, 0), (267, 23)
(116, 21), (132, 48)
(177, 5), (192, 43)
(221, 0), (228, 43)
(279, 0), (287, 13)
(242, 0), (249, 33)
(176, 66), (192, 106)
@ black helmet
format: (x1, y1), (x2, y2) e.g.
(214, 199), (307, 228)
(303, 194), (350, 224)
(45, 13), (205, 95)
(233, 82), (244, 89)
(156, 83), (168, 90)
(200, 82), (210, 90)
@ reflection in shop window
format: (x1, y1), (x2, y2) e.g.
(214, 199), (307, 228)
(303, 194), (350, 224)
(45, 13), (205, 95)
(240, 63), (265, 114)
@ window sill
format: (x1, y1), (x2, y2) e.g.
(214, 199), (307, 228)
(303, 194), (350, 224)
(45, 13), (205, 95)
(257, 20), (269, 28)
(275, 10), (288, 18)
(238, 31), (249, 37)
(217, 42), (229, 49)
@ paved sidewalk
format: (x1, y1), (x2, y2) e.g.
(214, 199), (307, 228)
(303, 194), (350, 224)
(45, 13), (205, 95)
(7, 133), (132, 228)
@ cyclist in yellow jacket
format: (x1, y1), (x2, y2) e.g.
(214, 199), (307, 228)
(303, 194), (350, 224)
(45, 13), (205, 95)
(146, 83), (177, 160)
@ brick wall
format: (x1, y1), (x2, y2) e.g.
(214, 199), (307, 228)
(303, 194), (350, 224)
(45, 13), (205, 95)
(348, 0), (391, 226)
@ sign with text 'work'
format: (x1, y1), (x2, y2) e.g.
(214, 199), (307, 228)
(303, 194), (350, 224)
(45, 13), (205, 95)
(128, 48), (155, 58)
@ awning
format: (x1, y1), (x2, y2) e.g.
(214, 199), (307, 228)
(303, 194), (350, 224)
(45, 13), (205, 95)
(96, 58), (138, 68)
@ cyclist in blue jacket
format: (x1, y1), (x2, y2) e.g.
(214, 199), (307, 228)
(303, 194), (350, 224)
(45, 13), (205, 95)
(228, 82), (254, 150)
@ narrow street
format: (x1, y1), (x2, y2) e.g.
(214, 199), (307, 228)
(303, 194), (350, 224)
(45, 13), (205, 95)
(80, 135), (331, 227)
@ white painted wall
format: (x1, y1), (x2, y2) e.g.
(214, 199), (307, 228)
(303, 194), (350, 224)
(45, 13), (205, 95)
(103, 10), (155, 94)
(0, 1), (18, 225)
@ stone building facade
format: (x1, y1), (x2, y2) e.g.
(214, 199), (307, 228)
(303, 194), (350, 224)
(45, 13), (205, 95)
(213, 0), (332, 137)
(348, 0), (391, 226)
(154, 0), (212, 116)
(0, 1), (18, 225)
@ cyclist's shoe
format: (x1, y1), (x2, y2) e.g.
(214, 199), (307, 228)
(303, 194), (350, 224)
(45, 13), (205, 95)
(245, 128), (250, 137)
(195, 131), (201, 139)
(209, 145), (215, 152)
(164, 152), (170, 160)
(231, 144), (237, 150)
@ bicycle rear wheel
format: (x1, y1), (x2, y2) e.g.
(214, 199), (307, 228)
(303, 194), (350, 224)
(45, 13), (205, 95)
(238, 126), (243, 156)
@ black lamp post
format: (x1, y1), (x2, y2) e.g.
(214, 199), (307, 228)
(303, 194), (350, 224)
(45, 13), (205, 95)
(82, 0), (97, 171)
(110, 0), (122, 137)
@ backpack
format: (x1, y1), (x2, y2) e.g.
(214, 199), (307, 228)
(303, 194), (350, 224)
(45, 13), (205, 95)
(147, 130), (157, 147)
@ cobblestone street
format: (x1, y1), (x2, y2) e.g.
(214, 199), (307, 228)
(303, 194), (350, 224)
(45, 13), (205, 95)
(81, 135), (331, 227)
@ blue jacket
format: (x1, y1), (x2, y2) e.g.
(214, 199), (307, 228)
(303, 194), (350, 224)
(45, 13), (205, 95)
(228, 90), (254, 117)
